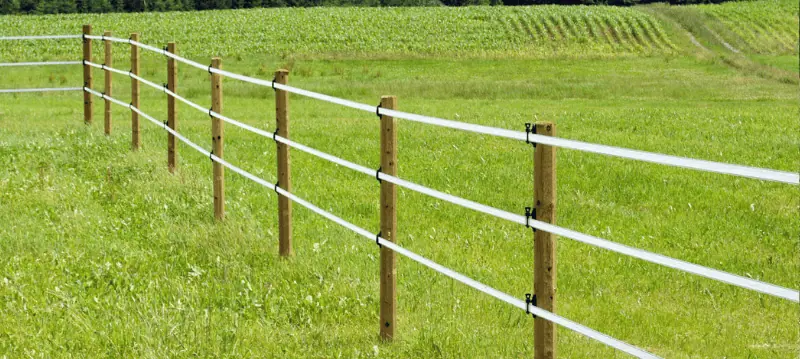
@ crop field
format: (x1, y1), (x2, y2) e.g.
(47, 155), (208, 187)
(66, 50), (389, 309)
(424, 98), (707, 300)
(0, 5), (682, 61)
(1, 1), (798, 358)
(694, 0), (799, 55)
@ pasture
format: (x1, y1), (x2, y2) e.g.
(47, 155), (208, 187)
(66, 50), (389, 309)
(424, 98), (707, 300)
(0, 1), (798, 358)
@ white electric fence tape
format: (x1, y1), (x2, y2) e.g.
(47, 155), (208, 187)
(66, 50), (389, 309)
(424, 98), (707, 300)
(83, 86), (659, 358)
(0, 35), (81, 40)
(0, 61), (81, 67)
(91, 62), (797, 303)
(0, 87), (83, 93)
(87, 36), (797, 185)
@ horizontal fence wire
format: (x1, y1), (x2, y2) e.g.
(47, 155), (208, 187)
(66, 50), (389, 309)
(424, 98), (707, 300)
(0, 87), (83, 93)
(83, 35), (800, 185)
(103, 60), (797, 303)
(109, 61), (799, 302)
(0, 61), (82, 67)
(0, 35), (81, 40)
(83, 86), (660, 359)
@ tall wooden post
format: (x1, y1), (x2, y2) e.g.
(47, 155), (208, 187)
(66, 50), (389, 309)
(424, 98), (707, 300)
(534, 122), (557, 359)
(275, 69), (292, 257)
(82, 25), (92, 125)
(167, 42), (177, 173)
(103, 31), (112, 135)
(130, 33), (140, 150)
(379, 95), (398, 341)
(211, 57), (224, 221)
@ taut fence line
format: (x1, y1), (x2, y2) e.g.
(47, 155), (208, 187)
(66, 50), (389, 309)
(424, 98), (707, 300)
(1, 25), (798, 359)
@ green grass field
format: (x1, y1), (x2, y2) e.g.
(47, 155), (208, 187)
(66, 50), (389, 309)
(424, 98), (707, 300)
(1, 1), (798, 358)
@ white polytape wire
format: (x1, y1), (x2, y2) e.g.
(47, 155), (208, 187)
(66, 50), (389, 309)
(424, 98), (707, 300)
(81, 37), (798, 184)
(86, 61), (164, 95)
(87, 87), (210, 157)
(82, 88), (659, 357)
(84, 61), (103, 70)
(0, 61), (82, 67)
(0, 35), (80, 40)
(376, 108), (798, 185)
(377, 173), (798, 301)
(130, 39), (207, 71)
(270, 188), (658, 359)
(375, 239), (659, 359)
(84, 36), (208, 72)
(144, 83), (798, 302)
(0, 87), (83, 93)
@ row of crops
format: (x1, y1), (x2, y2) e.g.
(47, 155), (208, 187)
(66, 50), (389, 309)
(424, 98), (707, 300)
(694, 0), (799, 55)
(0, 2), (795, 61)
(0, 6), (677, 61)
(494, 6), (676, 56)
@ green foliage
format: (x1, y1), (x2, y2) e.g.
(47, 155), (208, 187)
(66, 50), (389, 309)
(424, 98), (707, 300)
(0, 54), (797, 358)
(693, 0), (800, 55)
(0, 0), (760, 14)
(0, 6), (678, 61)
(0, 0), (21, 13)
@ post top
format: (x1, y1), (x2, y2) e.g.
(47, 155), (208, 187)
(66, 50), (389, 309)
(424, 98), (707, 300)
(380, 96), (397, 109)
(534, 122), (555, 135)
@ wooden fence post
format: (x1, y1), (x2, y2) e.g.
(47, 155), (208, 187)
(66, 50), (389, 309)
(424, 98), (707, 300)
(130, 33), (140, 151)
(379, 95), (398, 341)
(534, 122), (557, 359)
(82, 24), (92, 125)
(167, 42), (177, 173)
(211, 57), (224, 221)
(275, 69), (292, 257)
(103, 31), (112, 135)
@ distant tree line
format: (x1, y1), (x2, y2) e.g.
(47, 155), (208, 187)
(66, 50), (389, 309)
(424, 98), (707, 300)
(0, 0), (745, 14)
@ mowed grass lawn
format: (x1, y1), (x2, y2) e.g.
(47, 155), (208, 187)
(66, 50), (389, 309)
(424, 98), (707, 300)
(1, 8), (798, 359)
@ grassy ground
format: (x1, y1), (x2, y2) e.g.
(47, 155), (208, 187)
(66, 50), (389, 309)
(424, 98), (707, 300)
(1, 2), (799, 359)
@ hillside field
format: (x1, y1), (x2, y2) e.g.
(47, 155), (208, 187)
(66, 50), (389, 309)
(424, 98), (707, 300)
(0, 1), (798, 358)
